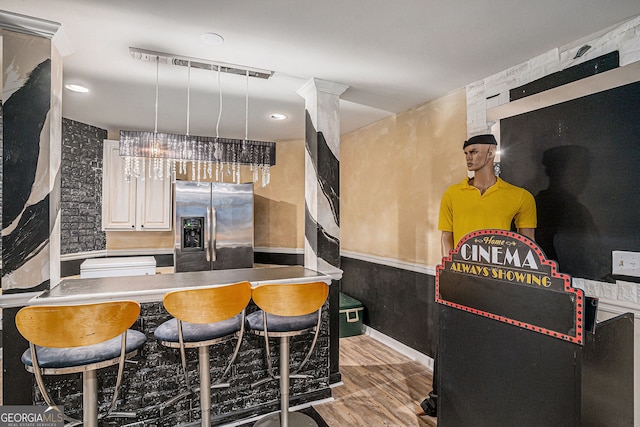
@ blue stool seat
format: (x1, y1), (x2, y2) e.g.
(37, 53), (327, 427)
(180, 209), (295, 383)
(249, 282), (329, 427)
(155, 282), (252, 427)
(15, 300), (145, 426)
(245, 311), (318, 333)
(155, 313), (243, 344)
(21, 330), (146, 370)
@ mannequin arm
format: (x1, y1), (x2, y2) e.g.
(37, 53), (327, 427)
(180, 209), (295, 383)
(441, 231), (454, 258)
(518, 228), (536, 241)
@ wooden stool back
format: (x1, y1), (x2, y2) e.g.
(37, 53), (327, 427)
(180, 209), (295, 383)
(251, 281), (329, 317)
(16, 300), (141, 348)
(162, 281), (252, 324)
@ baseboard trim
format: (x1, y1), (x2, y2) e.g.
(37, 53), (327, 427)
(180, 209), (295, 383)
(60, 248), (174, 261)
(60, 250), (107, 261)
(255, 246), (304, 254)
(362, 325), (434, 371)
(106, 248), (174, 257)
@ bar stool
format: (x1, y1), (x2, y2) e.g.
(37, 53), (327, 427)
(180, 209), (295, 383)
(247, 281), (329, 427)
(154, 281), (252, 426)
(15, 300), (146, 427)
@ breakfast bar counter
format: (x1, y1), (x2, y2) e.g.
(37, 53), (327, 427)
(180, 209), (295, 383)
(10, 265), (335, 426)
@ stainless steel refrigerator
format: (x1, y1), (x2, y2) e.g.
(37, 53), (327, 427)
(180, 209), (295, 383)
(174, 181), (254, 272)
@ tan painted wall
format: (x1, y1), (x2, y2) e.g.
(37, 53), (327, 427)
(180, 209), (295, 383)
(106, 231), (173, 251)
(253, 138), (305, 249)
(341, 88), (467, 267)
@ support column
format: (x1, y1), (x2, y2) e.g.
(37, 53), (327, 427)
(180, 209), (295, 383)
(297, 78), (348, 385)
(1, 11), (65, 404)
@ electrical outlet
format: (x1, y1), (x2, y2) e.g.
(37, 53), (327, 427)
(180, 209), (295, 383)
(612, 251), (640, 277)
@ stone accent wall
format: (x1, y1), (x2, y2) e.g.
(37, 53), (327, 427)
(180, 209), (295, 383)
(32, 301), (331, 425)
(60, 118), (106, 255)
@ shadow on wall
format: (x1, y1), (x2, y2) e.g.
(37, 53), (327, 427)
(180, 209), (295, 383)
(254, 194), (299, 248)
(535, 145), (608, 280)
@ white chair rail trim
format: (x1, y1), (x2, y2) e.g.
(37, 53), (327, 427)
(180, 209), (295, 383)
(341, 250), (437, 276)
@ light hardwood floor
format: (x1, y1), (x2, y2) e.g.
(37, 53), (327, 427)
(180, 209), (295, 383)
(314, 334), (437, 427)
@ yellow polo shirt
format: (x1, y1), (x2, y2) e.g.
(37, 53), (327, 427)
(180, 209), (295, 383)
(438, 177), (537, 246)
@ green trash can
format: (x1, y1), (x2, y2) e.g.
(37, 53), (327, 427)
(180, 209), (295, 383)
(339, 293), (364, 338)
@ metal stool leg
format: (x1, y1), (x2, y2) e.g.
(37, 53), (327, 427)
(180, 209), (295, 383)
(255, 336), (317, 427)
(280, 336), (290, 427)
(199, 346), (211, 427)
(83, 369), (98, 427)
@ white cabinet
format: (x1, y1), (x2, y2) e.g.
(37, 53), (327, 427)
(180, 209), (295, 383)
(102, 140), (172, 231)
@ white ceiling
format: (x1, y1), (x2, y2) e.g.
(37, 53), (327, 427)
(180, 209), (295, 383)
(3, 1), (640, 142)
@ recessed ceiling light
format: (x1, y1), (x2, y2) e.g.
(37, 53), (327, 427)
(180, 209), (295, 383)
(201, 32), (224, 46)
(270, 113), (287, 120)
(65, 84), (89, 93)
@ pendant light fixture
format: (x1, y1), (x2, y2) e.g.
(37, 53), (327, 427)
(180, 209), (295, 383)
(119, 47), (276, 185)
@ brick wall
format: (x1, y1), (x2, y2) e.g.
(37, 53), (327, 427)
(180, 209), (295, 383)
(466, 15), (640, 136)
(60, 118), (106, 255)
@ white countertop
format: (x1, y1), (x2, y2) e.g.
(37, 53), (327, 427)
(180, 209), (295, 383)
(29, 265), (332, 305)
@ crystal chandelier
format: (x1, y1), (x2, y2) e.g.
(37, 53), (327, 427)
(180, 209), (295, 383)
(120, 48), (276, 187)
(119, 131), (275, 185)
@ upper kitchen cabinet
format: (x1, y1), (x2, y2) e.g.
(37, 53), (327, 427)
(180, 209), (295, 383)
(102, 140), (172, 231)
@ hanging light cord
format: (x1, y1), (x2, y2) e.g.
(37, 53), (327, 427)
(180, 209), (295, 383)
(245, 70), (249, 140)
(186, 62), (191, 136)
(216, 65), (222, 138)
(154, 58), (159, 133)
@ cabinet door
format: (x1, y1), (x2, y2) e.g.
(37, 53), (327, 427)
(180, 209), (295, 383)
(102, 140), (136, 230)
(137, 171), (172, 231)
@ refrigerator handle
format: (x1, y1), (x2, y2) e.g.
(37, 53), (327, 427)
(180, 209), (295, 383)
(211, 207), (217, 261)
(205, 206), (211, 262)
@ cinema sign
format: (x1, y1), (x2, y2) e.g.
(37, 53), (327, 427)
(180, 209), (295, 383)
(436, 229), (585, 345)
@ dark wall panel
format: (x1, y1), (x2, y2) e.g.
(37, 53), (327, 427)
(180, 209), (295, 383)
(501, 81), (640, 281)
(509, 51), (619, 101)
(254, 251), (303, 266)
(341, 257), (438, 357)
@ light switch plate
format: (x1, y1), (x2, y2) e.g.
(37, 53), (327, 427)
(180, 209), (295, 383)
(612, 251), (640, 277)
